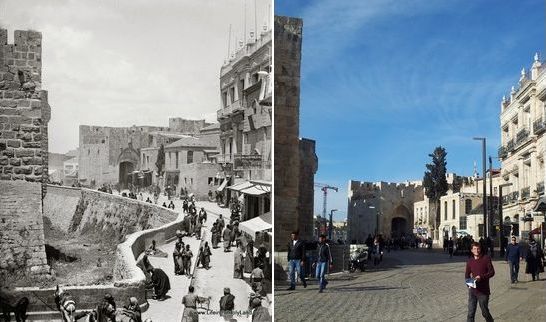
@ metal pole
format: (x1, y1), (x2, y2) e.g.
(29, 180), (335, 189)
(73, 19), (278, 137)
(489, 156), (494, 238)
(483, 139), (488, 238)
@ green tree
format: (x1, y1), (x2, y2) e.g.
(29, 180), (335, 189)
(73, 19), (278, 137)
(423, 146), (449, 239)
(155, 144), (165, 176)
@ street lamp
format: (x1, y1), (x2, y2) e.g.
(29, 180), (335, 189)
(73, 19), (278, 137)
(329, 209), (338, 240)
(498, 182), (512, 257)
(474, 137), (488, 238)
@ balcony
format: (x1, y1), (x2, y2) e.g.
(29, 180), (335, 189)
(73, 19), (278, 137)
(502, 195), (510, 205)
(217, 154), (233, 164)
(216, 100), (244, 119)
(510, 191), (519, 203)
(233, 153), (266, 170)
(521, 187), (530, 200)
(533, 118), (546, 135)
(515, 128), (529, 145)
(536, 181), (544, 195)
(498, 146), (507, 159)
(506, 139), (514, 152)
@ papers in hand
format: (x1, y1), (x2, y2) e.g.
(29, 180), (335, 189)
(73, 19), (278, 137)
(465, 278), (477, 288)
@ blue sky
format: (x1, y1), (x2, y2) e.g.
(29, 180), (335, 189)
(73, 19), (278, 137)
(275, 0), (545, 220)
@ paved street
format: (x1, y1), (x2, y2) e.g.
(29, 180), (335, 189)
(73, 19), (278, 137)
(274, 249), (546, 321)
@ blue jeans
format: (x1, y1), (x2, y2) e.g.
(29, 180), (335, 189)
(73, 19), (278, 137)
(288, 259), (302, 288)
(316, 261), (328, 290)
(509, 261), (519, 282)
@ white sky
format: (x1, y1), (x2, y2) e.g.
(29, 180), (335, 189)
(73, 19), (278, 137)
(0, 0), (271, 153)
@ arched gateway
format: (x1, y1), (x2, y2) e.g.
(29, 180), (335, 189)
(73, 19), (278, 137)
(117, 143), (140, 189)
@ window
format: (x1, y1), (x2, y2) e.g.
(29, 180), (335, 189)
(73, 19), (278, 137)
(465, 199), (472, 214)
(169, 152), (172, 166)
(208, 177), (213, 185)
(230, 87), (235, 103)
(444, 201), (447, 220)
(222, 92), (228, 108)
(175, 152), (179, 169)
(459, 216), (467, 230)
(187, 151), (194, 164)
(452, 200), (456, 219)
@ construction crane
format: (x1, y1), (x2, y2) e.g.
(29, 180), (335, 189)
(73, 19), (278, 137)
(315, 183), (339, 238)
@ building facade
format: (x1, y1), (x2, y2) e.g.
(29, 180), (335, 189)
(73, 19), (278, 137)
(498, 53), (546, 238)
(347, 180), (424, 243)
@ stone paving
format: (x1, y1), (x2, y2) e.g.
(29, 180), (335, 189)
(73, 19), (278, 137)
(274, 249), (546, 321)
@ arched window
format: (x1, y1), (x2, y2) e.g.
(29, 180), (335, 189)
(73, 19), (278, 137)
(444, 201), (448, 220)
(452, 200), (456, 219)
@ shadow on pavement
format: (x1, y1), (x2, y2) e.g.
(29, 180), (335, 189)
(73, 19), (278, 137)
(331, 285), (408, 292)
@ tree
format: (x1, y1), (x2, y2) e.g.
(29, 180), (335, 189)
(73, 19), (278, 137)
(155, 144), (165, 176)
(423, 146), (449, 240)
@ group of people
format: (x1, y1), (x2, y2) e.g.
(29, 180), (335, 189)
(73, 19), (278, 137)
(505, 235), (545, 283)
(161, 200), (175, 209)
(53, 285), (148, 322)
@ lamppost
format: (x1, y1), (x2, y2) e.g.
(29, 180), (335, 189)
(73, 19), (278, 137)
(329, 209), (338, 240)
(498, 182), (512, 257)
(474, 137), (488, 237)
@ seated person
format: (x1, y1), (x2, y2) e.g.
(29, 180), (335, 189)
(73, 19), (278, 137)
(145, 240), (168, 258)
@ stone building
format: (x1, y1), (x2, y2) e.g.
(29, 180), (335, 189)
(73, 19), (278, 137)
(274, 16), (318, 250)
(78, 119), (210, 188)
(0, 29), (50, 276)
(498, 53), (546, 239)
(163, 136), (219, 200)
(347, 181), (424, 243)
(216, 20), (272, 221)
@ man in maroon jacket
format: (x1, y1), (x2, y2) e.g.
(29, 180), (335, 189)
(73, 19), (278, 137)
(465, 242), (495, 322)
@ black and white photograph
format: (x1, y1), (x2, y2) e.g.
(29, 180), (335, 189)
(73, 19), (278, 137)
(0, 1), (272, 321)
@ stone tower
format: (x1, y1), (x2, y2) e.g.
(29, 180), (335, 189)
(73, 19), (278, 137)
(0, 29), (51, 276)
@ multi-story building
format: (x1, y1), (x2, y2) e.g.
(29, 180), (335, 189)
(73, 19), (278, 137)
(217, 24), (272, 220)
(163, 136), (219, 200)
(498, 53), (546, 239)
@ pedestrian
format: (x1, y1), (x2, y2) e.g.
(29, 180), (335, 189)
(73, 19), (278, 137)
(211, 222), (219, 248)
(465, 242), (495, 322)
(315, 234), (333, 293)
(250, 297), (271, 322)
(183, 199), (189, 213)
(162, 202), (167, 208)
(96, 293), (116, 322)
(219, 287), (235, 321)
(525, 236), (544, 281)
(233, 241), (244, 279)
(181, 286), (208, 322)
(148, 268), (171, 300)
(223, 225), (232, 252)
(200, 242), (212, 269)
(217, 214), (225, 232)
(250, 264), (265, 296)
(195, 220), (202, 240)
(123, 297), (142, 322)
(286, 231), (307, 290)
(448, 237), (454, 258)
(173, 242), (184, 275)
(168, 200), (175, 209)
(184, 244), (193, 277)
(199, 207), (207, 223)
(505, 236), (522, 283)
(372, 238), (383, 266)
(443, 237), (448, 253)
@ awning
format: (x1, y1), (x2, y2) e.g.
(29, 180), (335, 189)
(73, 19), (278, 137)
(240, 184), (271, 196)
(217, 179), (228, 192)
(239, 212), (272, 236)
(533, 197), (546, 212)
(227, 181), (253, 191)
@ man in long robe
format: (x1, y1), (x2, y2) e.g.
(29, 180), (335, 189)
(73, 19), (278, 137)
(148, 268), (171, 300)
(223, 226), (232, 252)
(181, 286), (208, 322)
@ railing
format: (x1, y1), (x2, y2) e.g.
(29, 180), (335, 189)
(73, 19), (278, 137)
(217, 154), (233, 163)
(509, 191), (519, 203)
(533, 118), (546, 135)
(502, 195), (510, 205)
(516, 128), (529, 145)
(216, 100), (243, 119)
(233, 153), (266, 170)
(521, 186), (530, 200)
(506, 139), (515, 152)
(498, 146), (507, 159)
(536, 181), (544, 195)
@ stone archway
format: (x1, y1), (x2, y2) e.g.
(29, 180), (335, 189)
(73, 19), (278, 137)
(390, 204), (412, 237)
(117, 143), (140, 190)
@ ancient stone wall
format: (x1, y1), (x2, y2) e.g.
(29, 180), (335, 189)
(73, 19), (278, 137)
(299, 138), (318, 241)
(0, 29), (50, 275)
(347, 180), (424, 243)
(43, 185), (178, 242)
(274, 16), (303, 250)
(168, 118), (210, 134)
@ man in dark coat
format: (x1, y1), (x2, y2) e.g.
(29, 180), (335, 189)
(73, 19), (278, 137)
(219, 287), (235, 320)
(148, 268), (171, 300)
(287, 231), (307, 290)
(525, 236), (544, 281)
(505, 236), (522, 283)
